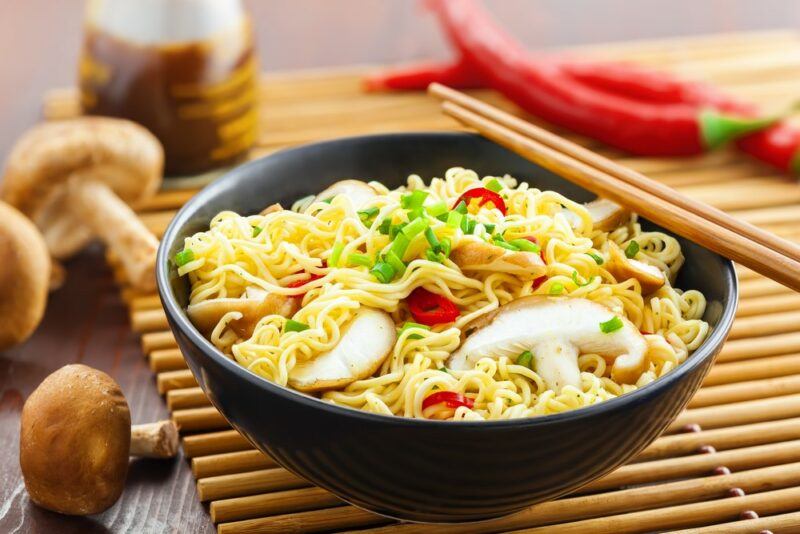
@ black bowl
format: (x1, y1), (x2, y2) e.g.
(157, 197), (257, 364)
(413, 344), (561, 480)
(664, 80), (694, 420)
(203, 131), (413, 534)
(157, 133), (737, 523)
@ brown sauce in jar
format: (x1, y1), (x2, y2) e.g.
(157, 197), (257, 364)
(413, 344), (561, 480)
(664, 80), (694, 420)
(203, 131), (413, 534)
(79, 20), (258, 176)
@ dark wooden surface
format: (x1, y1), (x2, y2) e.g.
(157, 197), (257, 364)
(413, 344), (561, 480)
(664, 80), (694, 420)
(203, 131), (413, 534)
(0, 247), (214, 534)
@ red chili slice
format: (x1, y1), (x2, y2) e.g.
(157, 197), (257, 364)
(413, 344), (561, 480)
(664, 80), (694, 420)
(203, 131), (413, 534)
(286, 261), (326, 297)
(406, 287), (460, 326)
(522, 236), (547, 289)
(422, 391), (475, 411)
(453, 187), (507, 215)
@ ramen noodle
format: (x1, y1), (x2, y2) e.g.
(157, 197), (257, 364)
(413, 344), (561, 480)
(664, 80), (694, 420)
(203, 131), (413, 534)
(176, 168), (709, 421)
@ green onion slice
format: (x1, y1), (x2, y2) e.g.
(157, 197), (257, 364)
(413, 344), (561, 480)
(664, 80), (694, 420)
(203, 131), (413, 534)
(509, 239), (540, 253)
(587, 252), (604, 265)
(378, 219), (392, 235)
(398, 321), (430, 340)
(370, 261), (396, 283)
(174, 249), (195, 267)
(599, 316), (624, 333)
(516, 350), (533, 368)
(390, 233), (411, 259)
(285, 319), (310, 333)
(385, 251), (406, 277)
(329, 242), (344, 267)
(252, 226), (263, 238)
(549, 282), (564, 295)
(571, 271), (593, 287)
(454, 200), (468, 214)
(426, 200), (449, 217)
(401, 190), (429, 209)
(347, 253), (372, 267)
(402, 217), (429, 239)
(625, 240), (640, 259)
(486, 178), (504, 192)
(424, 227), (440, 250)
(446, 210), (464, 229)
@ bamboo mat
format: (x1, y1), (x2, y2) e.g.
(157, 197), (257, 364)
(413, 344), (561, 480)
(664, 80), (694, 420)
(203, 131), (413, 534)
(48, 30), (800, 533)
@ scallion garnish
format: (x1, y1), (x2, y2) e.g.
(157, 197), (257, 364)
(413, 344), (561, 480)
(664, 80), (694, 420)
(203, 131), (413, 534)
(625, 240), (640, 259)
(390, 222), (406, 239)
(484, 223), (496, 234)
(587, 252), (604, 265)
(347, 253), (372, 268)
(370, 261), (396, 283)
(599, 316), (624, 333)
(385, 251), (406, 276)
(460, 216), (476, 235)
(424, 227), (440, 250)
(174, 248), (194, 267)
(378, 219), (392, 235)
(426, 249), (445, 263)
(516, 350), (533, 368)
(285, 319), (310, 333)
(439, 237), (452, 258)
(549, 282), (564, 295)
(454, 200), (468, 214)
(401, 190), (429, 210)
(426, 201), (449, 218)
(494, 240), (520, 251)
(571, 271), (593, 287)
(252, 226), (263, 238)
(390, 233), (411, 259)
(486, 178), (503, 192)
(402, 217), (429, 239)
(446, 210), (463, 229)
(398, 321), (430, 340)
(329, 242), (344, 267)
(357, 206), (379, 224)
(509, 238), (540, 253)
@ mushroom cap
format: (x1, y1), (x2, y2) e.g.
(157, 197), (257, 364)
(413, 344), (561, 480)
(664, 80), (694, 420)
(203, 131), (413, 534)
(606, 241), (666, 295)
(187, 288), (299, 339)
(451, 240), (546, 279)
(448, 296), (648, 390)
(20, 364), (131, 515)
(585, 198), (630, 232)
(289, 308), (396, 392)
(0, 201), (50, 350)
(314, 179), (378, 210)
(1, 117), (164, 258)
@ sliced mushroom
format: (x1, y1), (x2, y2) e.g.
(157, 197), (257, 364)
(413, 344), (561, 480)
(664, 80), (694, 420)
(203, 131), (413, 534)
(448, 296), (648, 391)
(450, 240), (546, 280)
(606, 241), (665, 295)
(289, 308), (396, 392)
(563, 198), (630, 232)
(187, 288), (299, 339)
(314, 179), (378, 210)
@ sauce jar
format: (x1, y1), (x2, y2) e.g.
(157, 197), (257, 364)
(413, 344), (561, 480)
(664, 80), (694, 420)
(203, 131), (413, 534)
(79, 0), (258, 176)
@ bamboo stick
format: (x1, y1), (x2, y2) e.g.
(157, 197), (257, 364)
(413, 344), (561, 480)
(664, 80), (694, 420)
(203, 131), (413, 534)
(131, 308), (169, 333)
(157, 369), (197, 394)
(198, 468), (309, 502)
(167, 386), (210, 410)
(669, 393), (800, 432)
(142, 331), (178, 353)
(673, 510), (800, 533)
(183, 429), (251, 458)
(172, 406), (230, 432)
(217, 505), (388, 534)
(733, 204), (800, 226)
(703, 353), (800, 386)
(192, 449), (275, 478)
(130, 294), (163, 311)
(134, 189), (198, 212)
(738, 277), (793, 299)
(150, 348), (188, 372)
(690, 375), (800, 408)
(728, 310), (800, 340)
(717, 331), (800, 362)
(211, 487), (341, 523)
(736, 292), (800, 317)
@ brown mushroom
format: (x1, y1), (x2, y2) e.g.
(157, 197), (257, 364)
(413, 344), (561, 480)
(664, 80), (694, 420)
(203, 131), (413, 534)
(450, 240), (546, 280)
(563, 198), (630, 232)
(187, 287), (300, 339)
(19, 364), (179, 516)
(0, 201), (50, 350)
(314, 179), (378, 210)
(1, 117), (164, 291)
(606, 241), (666, 295)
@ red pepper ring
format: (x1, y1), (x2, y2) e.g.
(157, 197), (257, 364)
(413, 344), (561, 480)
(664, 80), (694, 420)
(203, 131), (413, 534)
(285, 261), (327, 298)
(422, 391), (475, 411)
(453, 187), (507, 215)
(406, 287), (460, 326)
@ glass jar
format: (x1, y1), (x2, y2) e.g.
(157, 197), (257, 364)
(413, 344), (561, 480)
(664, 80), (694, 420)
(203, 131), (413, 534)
(79, 0), (259, 176)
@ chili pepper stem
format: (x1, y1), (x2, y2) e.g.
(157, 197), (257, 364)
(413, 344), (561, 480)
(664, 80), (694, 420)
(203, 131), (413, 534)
(700, 102), (800, 150)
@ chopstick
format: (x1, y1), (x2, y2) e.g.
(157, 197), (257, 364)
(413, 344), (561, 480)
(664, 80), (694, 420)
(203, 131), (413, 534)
(428, 83), (800, 292)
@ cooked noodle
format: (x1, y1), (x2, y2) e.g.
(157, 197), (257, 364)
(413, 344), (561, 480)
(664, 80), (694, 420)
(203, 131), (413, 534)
(178, 168), (709, 420)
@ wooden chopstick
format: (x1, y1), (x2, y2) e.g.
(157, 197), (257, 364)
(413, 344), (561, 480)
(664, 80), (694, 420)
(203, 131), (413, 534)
(430, 86), (800, 292)
(430, 82), (800, 265)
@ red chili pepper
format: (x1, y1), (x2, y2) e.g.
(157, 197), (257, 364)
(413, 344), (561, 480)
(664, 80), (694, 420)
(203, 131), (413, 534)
(286, 261), (326, 297)
(363, 58), (482, 92)
(737, 123), (800, 175)
(422, 391), (474, 411)
(406, 287), (460, 326)
(453, 187), (507, 215)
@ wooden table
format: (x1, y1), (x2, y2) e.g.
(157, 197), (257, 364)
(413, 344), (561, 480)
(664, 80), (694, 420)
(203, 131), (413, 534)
(0, 247), (214, 533)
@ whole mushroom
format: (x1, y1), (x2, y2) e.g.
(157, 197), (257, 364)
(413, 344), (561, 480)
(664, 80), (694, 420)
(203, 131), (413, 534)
(20, 364), (179, 515)
(0, 200), (50, 350)
(1, 117), (164, 291)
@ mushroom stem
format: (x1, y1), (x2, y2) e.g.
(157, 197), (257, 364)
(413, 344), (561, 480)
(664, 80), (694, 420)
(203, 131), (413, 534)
(65, 178), (158, 291)
(129, 420), (179, 458)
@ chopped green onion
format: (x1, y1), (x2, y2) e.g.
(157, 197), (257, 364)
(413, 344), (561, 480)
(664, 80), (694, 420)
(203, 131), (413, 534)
(252, 226), (263, 238)
(285, 319), (310, 333)
(439, 367), (450, 374)
(347, 253), (372, 267)
(370, 261), (396, 283)
(461, 216), (476, 235)
(426, 249), (445, 263)
(587, 252), (604, 265)
(454, 200), (468, 214)
(446, 210), (464, 229)
(378, 219), (392, 235)
(427, 201), (449, 218)
(390, 233), (411, 259)
(174, 249), (194, 267)
(436, 212), (450, 223)
(625, 240), (640, 259)
(516, 350), (533, 368)
(549, 282), (565, 295)
(484, 223), (496, 234)
(494, 240), (520, 251)
(439, 237), (452, 258)
(329, 242), (344, 267)
(486, 178), (504, 192)
(390, 222), (406, 239)
(402, 217), (429, 239)
(509, 239), (540, 253)
(399, 321), (430, 340)
(572, 271), (593, 287)
(321, 197), (334, 204)
(424, 227), (440, 250)
(385, 251), (406, 277)
(407, 208), (425, 221)
(401, 190), (429, 209)
(357, 206), (379, 224)
(599, 316), (624, 334)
